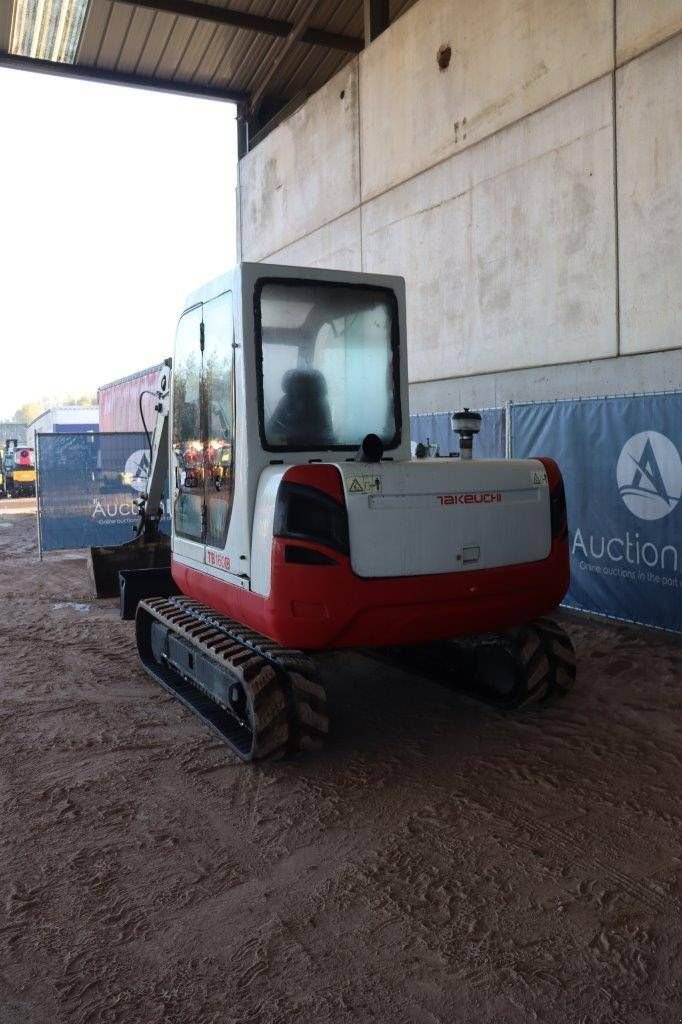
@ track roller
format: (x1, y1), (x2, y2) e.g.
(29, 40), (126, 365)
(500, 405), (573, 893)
(135, 596), (329, 762)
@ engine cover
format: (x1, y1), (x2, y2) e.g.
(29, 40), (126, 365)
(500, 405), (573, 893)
(339, 458), (552, 578)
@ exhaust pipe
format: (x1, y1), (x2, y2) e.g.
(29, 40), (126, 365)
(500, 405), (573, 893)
(451, 408), (481, 460)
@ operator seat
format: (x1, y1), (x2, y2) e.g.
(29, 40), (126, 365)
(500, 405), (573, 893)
(267, 369), (335, 447)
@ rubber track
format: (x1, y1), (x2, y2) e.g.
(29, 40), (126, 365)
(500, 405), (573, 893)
(473, 618), (577, 706)
(373, 619), (575, 710)
(533, 616), (577, 695)
(500, 623), (552, 707)
(136, 596), (329, 762)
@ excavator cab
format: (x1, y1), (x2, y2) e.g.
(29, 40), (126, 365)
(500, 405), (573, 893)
(93, 263), (576, 762)
(168, 265), (410, 598)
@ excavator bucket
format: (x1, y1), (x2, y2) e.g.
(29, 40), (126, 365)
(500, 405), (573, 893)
(88, 533), (171, 599)
(88, 370), (172, 604)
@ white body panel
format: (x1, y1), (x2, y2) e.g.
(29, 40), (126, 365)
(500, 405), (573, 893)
(173, 550), (250, 590)
(251, 467), (285, 593)
(338, 458), (550, 578)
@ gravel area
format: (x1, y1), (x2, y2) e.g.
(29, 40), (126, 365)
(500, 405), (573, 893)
(1, 505), (681, 1023)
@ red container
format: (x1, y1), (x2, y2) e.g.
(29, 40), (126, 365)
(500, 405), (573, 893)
(98, 363), (169, 433)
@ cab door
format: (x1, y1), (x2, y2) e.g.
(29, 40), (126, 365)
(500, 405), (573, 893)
(171, 294), (235, 567)
(172, 303), (205, 564)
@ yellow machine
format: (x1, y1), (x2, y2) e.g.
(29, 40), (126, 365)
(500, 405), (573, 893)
(3, 444), (36, 498)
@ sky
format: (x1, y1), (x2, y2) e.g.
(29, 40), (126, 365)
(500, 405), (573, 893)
(0, 66), (237, 420)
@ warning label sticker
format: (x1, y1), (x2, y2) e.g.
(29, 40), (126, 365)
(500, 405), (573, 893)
(348, 475), (382, 495)
(531, 469), (547, 486)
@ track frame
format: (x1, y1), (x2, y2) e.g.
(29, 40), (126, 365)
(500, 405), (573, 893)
(136, 596), (329, 761)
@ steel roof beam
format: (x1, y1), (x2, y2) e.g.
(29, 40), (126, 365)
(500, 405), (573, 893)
(0, 51), (248, 103)
(250, 0), (320, 114)
(112, 0), (363, 53)
(363, 0), (389, 43)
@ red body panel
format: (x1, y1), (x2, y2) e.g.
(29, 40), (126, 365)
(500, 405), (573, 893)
(281, 463), (345, 503)
(172, 537), (569, 650)
(171, 459), (570, 650)
(15, 449), (34, 468)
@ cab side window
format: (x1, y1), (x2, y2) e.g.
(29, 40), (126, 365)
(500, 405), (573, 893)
(172, 305), (203, 541)
(203, 292), (234, 550)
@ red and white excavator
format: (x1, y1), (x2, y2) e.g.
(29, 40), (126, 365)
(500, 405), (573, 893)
(92, 263), (575, 762)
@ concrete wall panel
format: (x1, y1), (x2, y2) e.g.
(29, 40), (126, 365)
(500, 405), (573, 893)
(363, 77), (616, 381)
(618, 33), (682, 355)
(410, 349), (682, 413)
(359, 0), (612, 200)
(617, 0), (682, 64)
(240, 62), (359, 262)
(266, 209), (362, 271)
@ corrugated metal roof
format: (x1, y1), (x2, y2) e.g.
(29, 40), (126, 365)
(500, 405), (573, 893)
(0, 0), (416, 144)
(98, 361), (169, 392)
(27, 405), (99, 428)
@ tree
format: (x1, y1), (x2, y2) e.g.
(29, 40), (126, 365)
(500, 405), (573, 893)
(12, 402), (43, 425)
(64, 394), (97, 407)
(10, 394), (96, 424)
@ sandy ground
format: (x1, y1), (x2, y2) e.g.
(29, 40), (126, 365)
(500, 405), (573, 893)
(1, 503), (681, 1024)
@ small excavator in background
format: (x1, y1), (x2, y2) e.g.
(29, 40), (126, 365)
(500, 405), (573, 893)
(91, 263), (575, 762)
(2, 441), (36, 498)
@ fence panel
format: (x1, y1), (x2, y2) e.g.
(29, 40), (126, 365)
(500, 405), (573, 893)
(37, 432), (170, 552)
(410, 408), (506, 458)
(511, 394), (682, 633)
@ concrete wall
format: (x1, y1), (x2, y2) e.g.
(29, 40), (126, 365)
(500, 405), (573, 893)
(617, 32), (682, 356)
(239, 62), (360, 264)
(617, 0), (682, 62)
(238, 0), (682, 407)
(359, 0), (612, 200)
(362, 77), (616, 382)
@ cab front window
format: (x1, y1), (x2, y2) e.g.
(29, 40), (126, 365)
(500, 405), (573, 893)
(256, 280), (400, 452)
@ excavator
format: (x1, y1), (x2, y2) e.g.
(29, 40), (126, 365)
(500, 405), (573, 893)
(91, 263), (575, 762)
(2, 442), (36, 498)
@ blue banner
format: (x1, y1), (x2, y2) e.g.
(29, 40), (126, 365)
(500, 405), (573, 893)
(36, 432), (170, 551)
(511, 394), (682, 633)
(410, 408), (505, 459)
